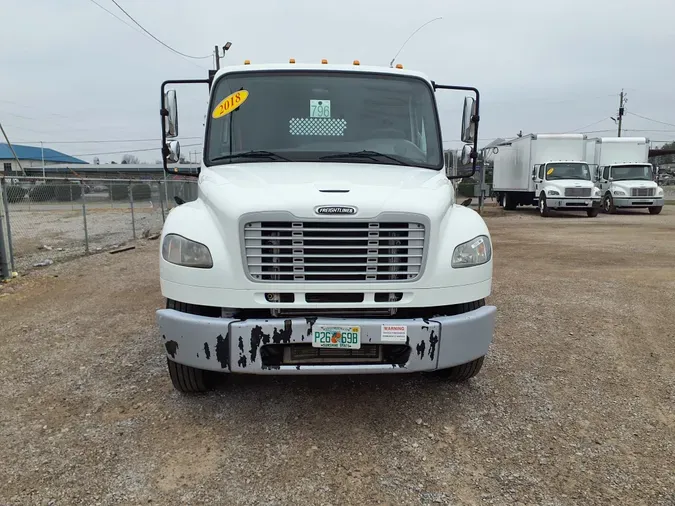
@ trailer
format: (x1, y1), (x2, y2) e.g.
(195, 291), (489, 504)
(493, 134), (601, 217)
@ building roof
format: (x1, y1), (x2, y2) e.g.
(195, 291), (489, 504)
(0, 143), (87, 164)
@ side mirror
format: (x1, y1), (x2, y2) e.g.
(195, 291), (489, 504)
(460, 144), (474, 165)
(164, 89), (179, 138)
(165, 140), (180, 163)
(460, 97), (477, 144)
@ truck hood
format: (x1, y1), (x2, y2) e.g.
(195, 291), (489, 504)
(610, 180), (658, 191)
(197, 162), (454, 220)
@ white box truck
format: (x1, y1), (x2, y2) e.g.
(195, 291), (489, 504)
(155, 60), (496, 393)
(586, 137), (664, 214)
(493, 133), (601, 217)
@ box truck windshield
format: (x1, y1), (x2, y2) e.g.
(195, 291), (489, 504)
(611, 164), (652, 181)
(545, 162), (591, 181)
(205, 71), (442, 169)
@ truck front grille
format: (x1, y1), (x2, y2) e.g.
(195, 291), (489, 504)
(243, 220), (426, 282)
(565, 187), (592, 197)
(631, 187), (655, 197)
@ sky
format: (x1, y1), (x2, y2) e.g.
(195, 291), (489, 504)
(1, 0), (675, 163)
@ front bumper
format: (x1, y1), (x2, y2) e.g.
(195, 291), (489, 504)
(156, 306), (496, 375)
(613, 197), (664, 208)
(546, 197), (601, 209)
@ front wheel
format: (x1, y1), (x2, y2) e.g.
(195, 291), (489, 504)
(603, 193), (617, 214)
(648, 206), (663, 215)
(539, 194), (550, 217)
(587, 207), (600, 217)
(167, 359), (213, 393)
(433, 356), (485, 381)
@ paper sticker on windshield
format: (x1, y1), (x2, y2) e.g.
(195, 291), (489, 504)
(547, 168), (554, 175)
(212, 90), (249, 119)
(310, 99), (331, 118)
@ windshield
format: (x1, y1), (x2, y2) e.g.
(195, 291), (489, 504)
(205, 70), (442, 169)
(611, 164), (652, 181)
(545, 162), (591, 181)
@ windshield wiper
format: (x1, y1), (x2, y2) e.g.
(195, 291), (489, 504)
(319, 150), (408, 166)
(211, 150), (292, 163)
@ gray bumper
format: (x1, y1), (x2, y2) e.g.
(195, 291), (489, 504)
(546, 197), (601, 209)
(156, 306), (496, 375)
(613, 197), (664, 208)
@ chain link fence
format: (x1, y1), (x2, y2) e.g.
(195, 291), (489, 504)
(0, 176), (198, 276)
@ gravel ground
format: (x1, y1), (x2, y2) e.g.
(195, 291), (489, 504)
(0, 207), (674, 505)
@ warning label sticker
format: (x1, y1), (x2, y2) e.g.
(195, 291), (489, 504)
(381, 324), (407, 343)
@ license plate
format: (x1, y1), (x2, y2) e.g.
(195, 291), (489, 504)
(312, 325), (361, 349)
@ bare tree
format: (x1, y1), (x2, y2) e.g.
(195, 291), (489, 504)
(121, 154), (140, 164)
(93, 157), (100, 165)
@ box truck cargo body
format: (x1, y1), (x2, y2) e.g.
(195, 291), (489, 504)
(587, 137), (664, 214)
(493, 134), (601, 217)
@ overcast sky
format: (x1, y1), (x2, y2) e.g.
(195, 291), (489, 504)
(2, 0), (674, 163)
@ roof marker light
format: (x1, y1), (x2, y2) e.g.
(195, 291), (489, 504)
(396, 63), (403, 69)
(289, 58), (296, 63)
(321, 59), (328, 64)
(244, 60), (251, 65)
(353, 60), (360, 65)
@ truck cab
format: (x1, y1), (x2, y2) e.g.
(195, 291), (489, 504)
(155, 61), (496, 393)
(532, 160), (601, 217)
(589, 137), (664, 214)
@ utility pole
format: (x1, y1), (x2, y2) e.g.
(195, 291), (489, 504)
(0, 121), (25, 176)
(214, 45), (220, 70)
(214, 41), (233, 71)
(617, 89), (626, 137)
(41, 141), (46, 180)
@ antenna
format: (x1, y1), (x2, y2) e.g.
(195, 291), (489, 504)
(389, 17), (443, 68)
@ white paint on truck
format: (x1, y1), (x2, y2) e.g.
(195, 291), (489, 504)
(587, 137), (664, 214)
(154, 61), (496, 392)
(493, 133), (601, 217)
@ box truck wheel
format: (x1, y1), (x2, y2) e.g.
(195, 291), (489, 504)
(504, 193), (517, 210)
(167, 358), (214, 393)
(648, 206), (662, 215)
(587, 207), (599, 218)
(603, 193), (617, 214)
(538, 194), (550, 217)
(433, 356), (485, 381)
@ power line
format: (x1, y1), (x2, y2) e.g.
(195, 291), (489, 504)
(87, 0), (142, 34)
(70, 142), (202, 158)
(108, 0), (211, 60)
(627, 112), (675, 129)
(571, 117), (611, 132)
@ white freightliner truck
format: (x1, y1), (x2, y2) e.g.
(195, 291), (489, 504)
(585, 137), (664, 214)
(156, 61), (496, 393)
(493, 133), (601, 217)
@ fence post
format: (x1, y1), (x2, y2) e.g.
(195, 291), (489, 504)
(81, 180), (89, 253)
(0, 179), (11, 279)
(129, 181), (136, 240)
(1, 178), (15, 273)
(159, 181), (166, 222)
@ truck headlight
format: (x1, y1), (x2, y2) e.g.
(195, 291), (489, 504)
(612, 189), (626, 196)
(547, 189), (560, 196)
(656, 187), (664, 196)
(162, 234), (213, 268)
(451, 235), (492, 268)
(593, 187), (601, 196)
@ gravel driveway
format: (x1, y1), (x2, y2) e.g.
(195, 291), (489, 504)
(1, 208), (673, 505)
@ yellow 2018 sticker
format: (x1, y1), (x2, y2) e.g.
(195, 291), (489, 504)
(212, 90), (249, 119)
(547, 168), (554, 175)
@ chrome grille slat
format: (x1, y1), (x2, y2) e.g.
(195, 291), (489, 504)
(565, 187), (592, 197)
(631, 187), (655, 197)
(244, 220), (426, 282)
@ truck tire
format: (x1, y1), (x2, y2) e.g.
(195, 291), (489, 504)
(167, 358), (212, 393)
(538, 194), (550, 217)
(603, 193), (617, 214)
(587, 207), (599, 217)
(648, 206), (662, 215)
(434, 356), (485, 381)
(504, 193), (517, 211)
